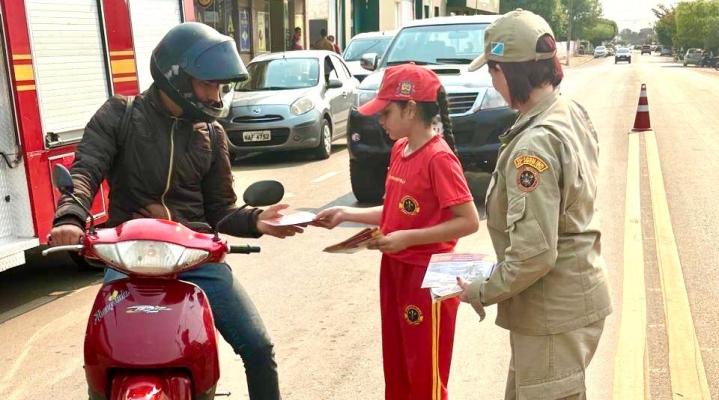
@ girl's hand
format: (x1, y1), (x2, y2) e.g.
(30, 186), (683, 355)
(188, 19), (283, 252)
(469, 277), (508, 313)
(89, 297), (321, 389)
(313, 206), (347, 229)
(367, 230), (413, 253)
(257, 204), (304, 238)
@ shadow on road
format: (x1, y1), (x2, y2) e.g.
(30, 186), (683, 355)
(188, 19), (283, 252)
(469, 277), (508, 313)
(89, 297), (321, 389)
(0, 249), (103, 323)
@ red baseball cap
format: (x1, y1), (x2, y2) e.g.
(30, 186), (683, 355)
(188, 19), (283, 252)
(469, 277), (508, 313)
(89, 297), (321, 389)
(358, 63), (442, 116)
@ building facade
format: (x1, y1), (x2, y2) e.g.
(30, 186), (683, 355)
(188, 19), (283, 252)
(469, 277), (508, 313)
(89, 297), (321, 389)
(192, 0), (499, 62)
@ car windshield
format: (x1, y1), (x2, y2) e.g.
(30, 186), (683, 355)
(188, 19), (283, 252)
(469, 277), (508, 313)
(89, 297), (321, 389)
(596, 47), (606, 51)
(618, 48), (630, 54)
(382, 23), (487, 67)
(343, 36), (393, 61)
(236, 58), (319, 91)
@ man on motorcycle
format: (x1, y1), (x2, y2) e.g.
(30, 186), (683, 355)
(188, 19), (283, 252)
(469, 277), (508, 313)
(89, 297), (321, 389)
(50, 22), (299, 400)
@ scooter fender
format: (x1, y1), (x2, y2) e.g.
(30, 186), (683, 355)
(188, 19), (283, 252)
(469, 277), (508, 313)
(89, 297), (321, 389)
(84, 278), (219, 399)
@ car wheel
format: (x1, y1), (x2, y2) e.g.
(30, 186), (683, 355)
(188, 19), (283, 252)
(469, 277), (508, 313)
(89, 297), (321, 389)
(615, 59), (617, 64)
(683, 62), (687, 66)
(313, 118), (332, 160)
(350, 159), (385, 204)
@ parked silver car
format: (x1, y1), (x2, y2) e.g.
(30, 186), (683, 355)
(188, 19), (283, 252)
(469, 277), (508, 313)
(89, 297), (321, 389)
(220, 51), (359, 159)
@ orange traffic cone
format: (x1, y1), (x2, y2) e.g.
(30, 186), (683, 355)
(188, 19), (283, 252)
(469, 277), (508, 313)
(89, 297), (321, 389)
(632, 84), (651, 132)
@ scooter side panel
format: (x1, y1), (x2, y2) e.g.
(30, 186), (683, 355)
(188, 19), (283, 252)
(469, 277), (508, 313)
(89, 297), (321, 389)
(84, 278), (220, 398)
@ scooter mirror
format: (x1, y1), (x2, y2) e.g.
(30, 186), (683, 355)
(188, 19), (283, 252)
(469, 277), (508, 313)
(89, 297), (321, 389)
(242, 180), (284, 207)
(52, 164), (75, 195)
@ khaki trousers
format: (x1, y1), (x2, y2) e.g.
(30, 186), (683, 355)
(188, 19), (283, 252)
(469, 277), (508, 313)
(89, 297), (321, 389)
(504, 319), (605, 400)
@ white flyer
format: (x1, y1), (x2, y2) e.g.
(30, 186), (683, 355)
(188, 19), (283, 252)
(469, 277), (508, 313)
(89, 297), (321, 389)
(421, 253), (497, 301)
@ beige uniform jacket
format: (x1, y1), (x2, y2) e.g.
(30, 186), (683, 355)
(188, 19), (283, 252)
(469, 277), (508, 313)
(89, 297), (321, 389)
(313, 38), (335, 51)
(468, 90), (612, 335)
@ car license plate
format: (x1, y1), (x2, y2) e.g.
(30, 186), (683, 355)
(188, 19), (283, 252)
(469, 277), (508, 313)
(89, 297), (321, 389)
(242, 130), (271, 142)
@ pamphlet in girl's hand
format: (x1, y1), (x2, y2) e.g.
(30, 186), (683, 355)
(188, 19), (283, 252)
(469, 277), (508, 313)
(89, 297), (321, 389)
(323, 227), (382, 254)
(421, 253), (497, 301)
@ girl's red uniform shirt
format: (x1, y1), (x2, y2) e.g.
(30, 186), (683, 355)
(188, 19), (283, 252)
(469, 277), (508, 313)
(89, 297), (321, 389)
(380, 135), (473, 266)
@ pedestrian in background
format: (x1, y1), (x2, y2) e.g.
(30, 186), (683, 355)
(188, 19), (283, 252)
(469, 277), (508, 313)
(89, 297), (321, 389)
(456, 9), (612, 400)
(327, 35), (341, 54)
(291, 26), (303, 50)
(313, 28), (334, 51)
(315, 64), (479, 400)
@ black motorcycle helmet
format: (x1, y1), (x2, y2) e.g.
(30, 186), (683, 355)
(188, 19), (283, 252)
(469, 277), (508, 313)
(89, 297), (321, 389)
(150, 22), (248, 122)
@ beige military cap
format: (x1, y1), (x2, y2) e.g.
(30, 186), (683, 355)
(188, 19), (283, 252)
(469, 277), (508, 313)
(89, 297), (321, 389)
(468, 9), (556, 71)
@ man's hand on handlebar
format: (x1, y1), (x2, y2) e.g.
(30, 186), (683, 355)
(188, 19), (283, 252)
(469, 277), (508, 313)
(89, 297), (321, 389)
(49, 224), (84, 246)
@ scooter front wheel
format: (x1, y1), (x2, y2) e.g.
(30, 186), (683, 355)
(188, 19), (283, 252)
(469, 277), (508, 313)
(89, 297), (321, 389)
(110, 373), (192, 400)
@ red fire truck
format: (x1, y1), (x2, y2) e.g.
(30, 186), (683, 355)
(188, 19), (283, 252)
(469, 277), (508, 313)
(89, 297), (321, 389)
(0, 0), (195, 271)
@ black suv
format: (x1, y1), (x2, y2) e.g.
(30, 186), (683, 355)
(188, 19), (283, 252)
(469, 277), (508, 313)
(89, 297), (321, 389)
(347, 16), (518, 203)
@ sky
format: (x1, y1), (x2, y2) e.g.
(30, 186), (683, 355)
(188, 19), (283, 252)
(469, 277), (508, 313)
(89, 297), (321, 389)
(600, 0), (680, 31)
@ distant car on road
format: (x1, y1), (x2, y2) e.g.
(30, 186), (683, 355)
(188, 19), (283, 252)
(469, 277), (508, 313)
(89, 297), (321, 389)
(342, 31), (395, 82)
(615, 47), (631, 64)
(594, 46), (607, 57)
(683, 48), (703, 66)
(641, 45), (652, 55)
(220, 51), (359, 160)
(660, 47), (673, 56)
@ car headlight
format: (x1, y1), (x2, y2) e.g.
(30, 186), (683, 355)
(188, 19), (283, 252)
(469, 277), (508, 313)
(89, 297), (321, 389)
(94, 241), (209, 276)
(290, 97), (314, 115)
(479, 88), (508, 110)
(355, 89), (378, 107)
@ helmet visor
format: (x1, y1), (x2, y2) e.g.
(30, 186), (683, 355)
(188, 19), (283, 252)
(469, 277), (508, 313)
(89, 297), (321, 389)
(186, 40), (249, 83)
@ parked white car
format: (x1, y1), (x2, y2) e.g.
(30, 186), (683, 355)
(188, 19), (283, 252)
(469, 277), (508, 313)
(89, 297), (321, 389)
(342, 31), (395, 82)
(594, 46), (608, 57)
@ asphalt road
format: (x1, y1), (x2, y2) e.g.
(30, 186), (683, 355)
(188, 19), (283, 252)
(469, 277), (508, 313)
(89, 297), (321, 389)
(0, 52), (717, 399)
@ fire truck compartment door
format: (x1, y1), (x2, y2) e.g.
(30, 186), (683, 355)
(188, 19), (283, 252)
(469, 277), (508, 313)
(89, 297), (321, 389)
(0, 17), (39, 271)
(25, 0), (110, 146)
(129, 0), (183, 92)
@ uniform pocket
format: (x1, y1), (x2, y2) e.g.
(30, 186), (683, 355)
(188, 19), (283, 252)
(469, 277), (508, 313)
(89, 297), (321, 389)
(507, 196), (550, 261)
(517, 370), (585, 400)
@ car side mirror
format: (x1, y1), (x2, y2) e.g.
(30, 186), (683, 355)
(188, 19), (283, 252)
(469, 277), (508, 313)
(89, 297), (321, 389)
(243, 180), (284, 207)
(360, 53), (379, 71)
(327, 78), (343, 89)
(52, 164), (74, 195)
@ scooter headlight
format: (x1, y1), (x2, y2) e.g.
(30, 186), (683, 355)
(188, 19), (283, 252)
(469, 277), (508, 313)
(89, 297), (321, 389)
(93, 241), (209, 276)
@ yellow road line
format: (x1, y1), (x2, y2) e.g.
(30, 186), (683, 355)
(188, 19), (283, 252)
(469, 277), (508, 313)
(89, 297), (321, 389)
(644, 131), (710, 399)
(613, 132), (647, 399)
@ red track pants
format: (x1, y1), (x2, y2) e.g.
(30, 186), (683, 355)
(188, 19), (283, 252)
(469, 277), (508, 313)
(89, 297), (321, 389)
(380, 255), (459, 400)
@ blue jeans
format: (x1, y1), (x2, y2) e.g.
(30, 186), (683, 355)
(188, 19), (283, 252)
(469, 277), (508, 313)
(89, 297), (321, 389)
(104, 263), (281, 400)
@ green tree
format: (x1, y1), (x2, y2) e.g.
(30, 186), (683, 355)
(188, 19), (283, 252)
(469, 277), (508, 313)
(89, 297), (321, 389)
(653, 4), (676, 48)
(674, 0), (719, 51)
(561, 0), (603, 40)
(499, 0), (566, 39)
(583, 18), (618, 46)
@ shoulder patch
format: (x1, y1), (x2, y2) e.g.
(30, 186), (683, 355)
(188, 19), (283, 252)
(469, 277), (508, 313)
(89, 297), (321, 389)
(513, 155), (549, 172)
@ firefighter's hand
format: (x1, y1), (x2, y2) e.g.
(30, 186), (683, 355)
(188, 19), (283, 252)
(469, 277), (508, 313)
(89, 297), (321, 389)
(50, 224), (84, 246)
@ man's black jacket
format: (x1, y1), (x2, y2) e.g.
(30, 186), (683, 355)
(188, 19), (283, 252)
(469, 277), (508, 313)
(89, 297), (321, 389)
(54, 85), (262, 237)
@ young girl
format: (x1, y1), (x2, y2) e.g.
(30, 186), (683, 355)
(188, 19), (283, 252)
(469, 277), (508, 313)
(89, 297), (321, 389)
(316, 64), (479, 400)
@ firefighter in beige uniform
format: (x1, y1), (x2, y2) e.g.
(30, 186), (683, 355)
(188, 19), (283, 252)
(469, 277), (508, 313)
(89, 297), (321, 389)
(456, 10), (612, 400)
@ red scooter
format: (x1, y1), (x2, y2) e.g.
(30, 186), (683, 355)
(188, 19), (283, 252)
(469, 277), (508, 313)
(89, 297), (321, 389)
(44, 165), (283, 400)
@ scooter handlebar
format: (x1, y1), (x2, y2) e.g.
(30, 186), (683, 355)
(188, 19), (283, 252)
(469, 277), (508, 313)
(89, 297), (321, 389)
(229, 245), (261, 254)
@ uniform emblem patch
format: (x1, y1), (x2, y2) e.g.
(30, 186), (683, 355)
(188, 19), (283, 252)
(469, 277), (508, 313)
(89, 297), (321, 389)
(404, 305), (423, 325)
(399, 195), (420, 215)
(516, 167), (540, 192)
(513, 155), (548, 172)
(398, 81), (414, 97)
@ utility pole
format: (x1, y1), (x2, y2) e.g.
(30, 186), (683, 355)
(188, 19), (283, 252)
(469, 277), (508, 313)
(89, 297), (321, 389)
(566, 0), (574, 66)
